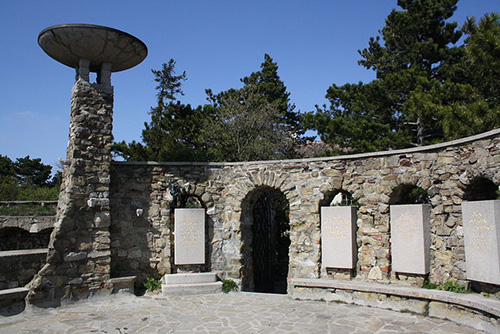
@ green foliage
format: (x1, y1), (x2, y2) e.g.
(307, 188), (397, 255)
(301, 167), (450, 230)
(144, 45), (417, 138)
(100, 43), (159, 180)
(221, 279), (238, 293)
(422, 280), (438, 290)
(306, 1), (500, 154)
(17, 186), (59, 201)
(423, 280), (469, 293)
(0, 155), (59, 201)
(143, 277), (162, 292)
(439, 281), (469, 293)
(0, 176), (19, 201)
(203, 85), (296, 161)
(113, 59), (212, 162)
(114, 54), (306, 162)
(14, 155), (53, 187)
(0, 203), (56, 216)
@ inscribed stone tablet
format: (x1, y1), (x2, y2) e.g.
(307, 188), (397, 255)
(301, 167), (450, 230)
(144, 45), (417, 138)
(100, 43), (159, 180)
(174, 208), (205, 265)
(390, 204), (430, 274)
(321, 206), (357, 269)
(462, 200), (500, 285)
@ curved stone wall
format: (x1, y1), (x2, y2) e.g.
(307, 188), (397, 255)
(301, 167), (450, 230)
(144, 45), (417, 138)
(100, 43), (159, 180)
(110, 129), (500, 290)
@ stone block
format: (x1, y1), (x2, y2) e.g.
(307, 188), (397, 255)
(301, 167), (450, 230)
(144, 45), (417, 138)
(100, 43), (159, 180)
(390, 204), (430, 275)
(320, 206), (357, 269)
(462, 200), (500, 285)
(174, 208), (205, 265)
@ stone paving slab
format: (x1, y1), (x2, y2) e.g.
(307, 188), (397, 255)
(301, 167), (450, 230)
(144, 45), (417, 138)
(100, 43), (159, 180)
(0, 292), (485, 333)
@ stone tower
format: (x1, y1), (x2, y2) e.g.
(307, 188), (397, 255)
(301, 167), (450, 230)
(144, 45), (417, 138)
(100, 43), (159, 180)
(27, 24), (147, 305)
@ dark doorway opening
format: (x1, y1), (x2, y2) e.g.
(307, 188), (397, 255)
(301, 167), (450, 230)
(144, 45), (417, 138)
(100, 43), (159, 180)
(251, 188), (290, 294)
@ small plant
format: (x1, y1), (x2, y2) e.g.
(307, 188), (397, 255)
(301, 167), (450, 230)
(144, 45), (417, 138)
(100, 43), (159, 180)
(143, 277), (162, 292)
(439, 281), (468, 293)
(422, 280), (468, 293)
(422, 280), (438, 290)
(222, 279), (237, 293)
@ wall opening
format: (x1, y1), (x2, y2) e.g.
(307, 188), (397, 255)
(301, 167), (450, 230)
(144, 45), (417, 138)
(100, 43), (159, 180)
(463, 177), (498, 201)
(0, 227), (51, 251)
(389, 184), (429, 205)
(241, 186), (290, 293)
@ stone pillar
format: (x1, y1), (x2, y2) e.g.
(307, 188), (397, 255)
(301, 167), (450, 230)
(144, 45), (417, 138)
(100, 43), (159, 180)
(27, 78), (114, 305)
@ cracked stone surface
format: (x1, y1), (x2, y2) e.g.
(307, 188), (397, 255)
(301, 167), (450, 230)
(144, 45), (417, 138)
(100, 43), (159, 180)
(0, 292), (483, 333)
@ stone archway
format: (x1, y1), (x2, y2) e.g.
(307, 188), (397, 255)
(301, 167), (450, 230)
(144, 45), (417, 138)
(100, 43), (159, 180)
(241, 186), (290, 293)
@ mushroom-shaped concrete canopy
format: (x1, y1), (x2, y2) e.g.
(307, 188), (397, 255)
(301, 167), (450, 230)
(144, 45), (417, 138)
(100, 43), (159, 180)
(38, 23), (147, 72)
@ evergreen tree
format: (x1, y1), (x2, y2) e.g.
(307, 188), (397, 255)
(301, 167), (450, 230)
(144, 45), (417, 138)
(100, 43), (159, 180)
(440, 13), (500, 138)
(202, 85), (296, 162)
(14, 156), (52, 187)
(115, 55), (304, 162)
(203, 54), (304, 161)
(113, 60), (210, 162)
(306, 0), (468, 153)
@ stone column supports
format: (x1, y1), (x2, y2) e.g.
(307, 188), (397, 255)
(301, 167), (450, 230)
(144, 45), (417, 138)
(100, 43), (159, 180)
(27, 79), (114, 305)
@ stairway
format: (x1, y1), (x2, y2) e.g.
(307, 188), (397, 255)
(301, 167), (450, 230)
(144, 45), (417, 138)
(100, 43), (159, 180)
(161, 272), (222, 295)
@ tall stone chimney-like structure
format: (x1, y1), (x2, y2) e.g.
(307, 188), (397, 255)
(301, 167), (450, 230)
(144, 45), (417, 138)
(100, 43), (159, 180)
(28, 24), (147, 305)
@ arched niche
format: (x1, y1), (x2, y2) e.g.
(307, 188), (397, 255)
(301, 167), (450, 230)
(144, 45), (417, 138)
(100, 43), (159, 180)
(463, 177), (498, 201)
(0, 227), (51, 251)
(240, 186), (290, 293)
(320, 189), (354, 207)
(389, 184), (429, 205)
(319, 189), (357, 279)
(171, 193), (214, 274)
(389, 184), (431, 280)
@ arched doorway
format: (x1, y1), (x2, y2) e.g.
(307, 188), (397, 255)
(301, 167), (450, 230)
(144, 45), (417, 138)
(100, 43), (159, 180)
(241, 186), (290, 293)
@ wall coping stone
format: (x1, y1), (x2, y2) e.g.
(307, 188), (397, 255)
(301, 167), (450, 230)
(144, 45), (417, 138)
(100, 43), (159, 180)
(0, 249), (49, 257)
(291, 278), (500, 318)
(112, 128), (500, 167)
(0, 287), (29, 299)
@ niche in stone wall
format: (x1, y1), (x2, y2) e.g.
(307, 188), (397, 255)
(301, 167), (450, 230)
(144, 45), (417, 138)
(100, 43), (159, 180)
(172, 194), (213, 274)
(389, 184), (431, 279)
(0, 227), (51, 251)
(461, 177), (500, 286)
(241, 186), (290, 294)
(320, 190), (357, 279)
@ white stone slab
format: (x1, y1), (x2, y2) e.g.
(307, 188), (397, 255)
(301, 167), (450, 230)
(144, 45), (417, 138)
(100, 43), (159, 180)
(174, 208), (205, 265)
(390, 204), (430, 275)
(462, 200), (500, 285)
(321, 206), (357, 269)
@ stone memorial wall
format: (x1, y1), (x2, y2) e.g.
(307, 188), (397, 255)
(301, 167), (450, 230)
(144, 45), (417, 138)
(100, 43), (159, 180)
(108, 129), (500, 293)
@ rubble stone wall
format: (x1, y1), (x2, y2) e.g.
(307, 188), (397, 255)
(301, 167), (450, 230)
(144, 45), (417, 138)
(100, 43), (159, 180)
(27, 79), (114, 305)
(110, 129), (500, 289)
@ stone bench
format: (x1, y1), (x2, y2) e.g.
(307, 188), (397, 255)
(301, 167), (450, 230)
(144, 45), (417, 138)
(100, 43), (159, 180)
(0, 287), (29, 316)
(291, 278), (500, 333)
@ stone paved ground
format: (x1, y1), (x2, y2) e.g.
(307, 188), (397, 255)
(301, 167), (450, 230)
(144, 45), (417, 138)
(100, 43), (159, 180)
(0, 292), (484, 333)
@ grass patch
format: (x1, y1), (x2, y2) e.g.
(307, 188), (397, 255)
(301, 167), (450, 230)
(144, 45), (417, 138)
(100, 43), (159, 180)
(0, 203), (56, 216)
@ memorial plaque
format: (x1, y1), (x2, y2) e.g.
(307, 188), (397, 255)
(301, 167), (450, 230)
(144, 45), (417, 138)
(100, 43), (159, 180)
(390, 204), (430, 274)
(321, 206), (357, 269)
(174, 208), (205, 265)
(462, 200), (500, 285)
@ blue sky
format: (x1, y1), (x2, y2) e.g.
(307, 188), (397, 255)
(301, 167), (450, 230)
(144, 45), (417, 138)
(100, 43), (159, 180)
(0, 1), (498, 170)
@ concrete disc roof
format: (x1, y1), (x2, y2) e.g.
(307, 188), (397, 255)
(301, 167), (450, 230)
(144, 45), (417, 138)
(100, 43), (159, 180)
(38, 24), (147, 72)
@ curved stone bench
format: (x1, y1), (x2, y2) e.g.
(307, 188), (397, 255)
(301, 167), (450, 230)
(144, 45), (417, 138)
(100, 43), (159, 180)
(291, 278), (500, 333)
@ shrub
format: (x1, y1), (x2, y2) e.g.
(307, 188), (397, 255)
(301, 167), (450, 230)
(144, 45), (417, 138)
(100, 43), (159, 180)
(222, 279), (238, 293)
(143, 278), (162, 292)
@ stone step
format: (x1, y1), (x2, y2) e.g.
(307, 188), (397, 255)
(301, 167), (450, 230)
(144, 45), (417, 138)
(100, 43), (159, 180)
(161, 281), (222, 296)
(162, 272), (218, 285)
